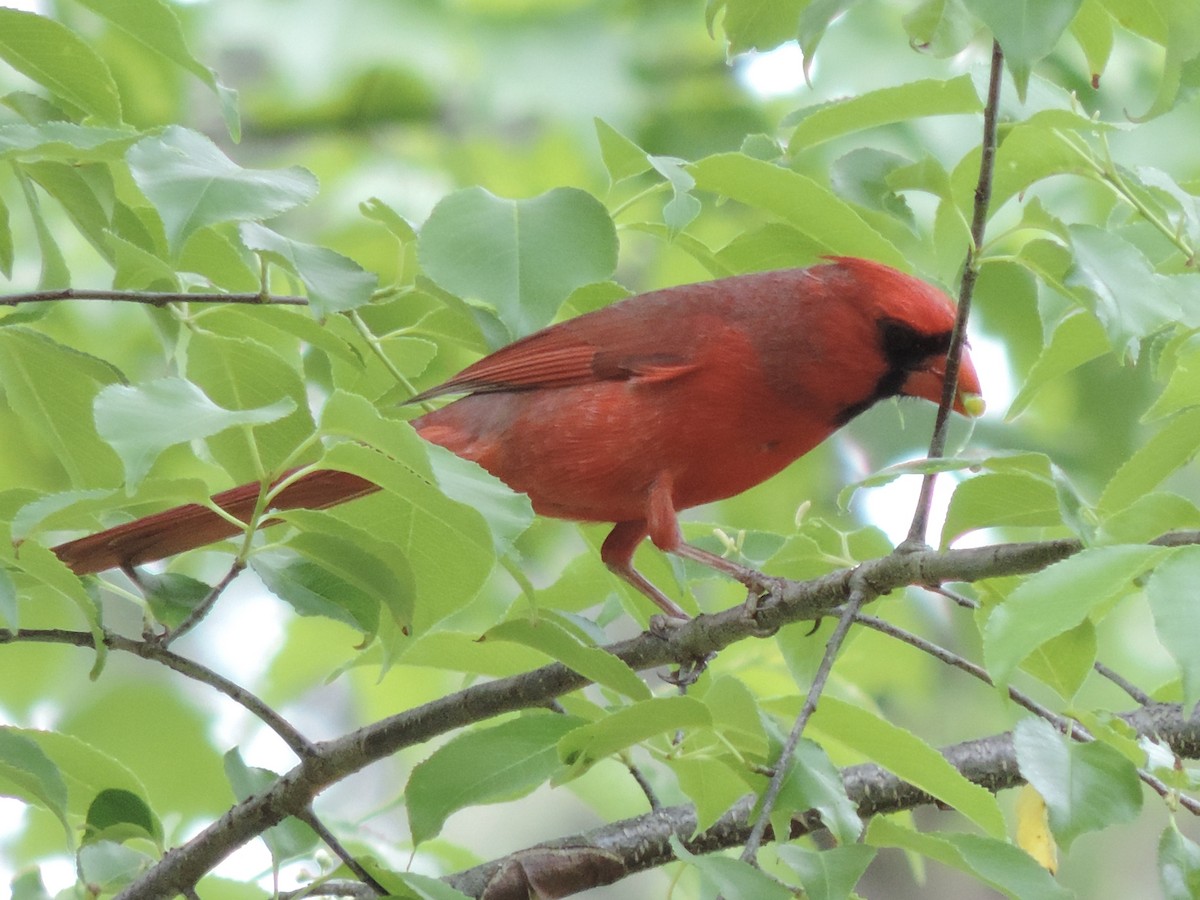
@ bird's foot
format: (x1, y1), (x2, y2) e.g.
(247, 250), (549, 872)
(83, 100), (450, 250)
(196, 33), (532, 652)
(739, 574), (783, 637)
(662, 651), (716, 687)
(648, 613), (688, 640)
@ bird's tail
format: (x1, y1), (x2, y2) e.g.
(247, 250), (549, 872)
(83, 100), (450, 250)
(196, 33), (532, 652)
(51, 469), (379, 575)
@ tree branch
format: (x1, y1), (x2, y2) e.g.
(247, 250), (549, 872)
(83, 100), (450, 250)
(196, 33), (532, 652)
(0, 627), (315, 758)
(905, 38), (1004, 547)
(447, 702), (1200, 898)
(0, 289), (308, 307)
(107, 531), (1200, 899)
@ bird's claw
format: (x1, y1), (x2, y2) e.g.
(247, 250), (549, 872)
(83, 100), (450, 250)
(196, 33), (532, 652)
(648, 613), (688, 640)
(739, 575), (783, 636)
(663, 652), (715, 686)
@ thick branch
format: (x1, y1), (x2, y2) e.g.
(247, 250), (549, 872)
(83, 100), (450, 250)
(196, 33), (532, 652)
(447, 701), (1200, 898)
(112, 532), (1200, 899)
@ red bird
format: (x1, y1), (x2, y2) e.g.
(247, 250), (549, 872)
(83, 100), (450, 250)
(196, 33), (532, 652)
(53, 258), (983, 618)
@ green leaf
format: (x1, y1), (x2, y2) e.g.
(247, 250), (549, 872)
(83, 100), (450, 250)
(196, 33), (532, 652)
(1101, 0), (1200, 119)
(21, 161), (114, 262)
(484, 614), (649, 701)
(0, 8), (121, 122)
(1160, 821), (1200, 900)
(69, 0), (240, 139)
(987, 121), (1097, 214)
(774, 844), (875, 900)
(773, 739), (862, 846)
(1097, 492), (1200, 544)
(811, 697), (1005, 838)
(903, 0), (979, 57)
(1146, 333), (1200, 420)
(670, 834), (795, 899)
(277, 509), (415, 633)
(418, 186), (618, 342)
(1007, 311), (1109, 420)
(251, 550), (380, 635)
(868, 817), (1072, 900)
(940, 472), (1063, 546)
(670, 756), (750, 834)
(698, 675), (768, 758)
(15, 167), (70, 288)
(713, 0), (805, 54)
(649, 155), (701, 236)
(140, 572), (212, 631)
(222, 750), (318, 864)
(185, 332), (314, 482)
(558, 697), (712, 774)
(1066, 225), (1200, 357)
(1071, 0), (1114, 83)
(984, 545), (1168, 688)
(319, 392), (495, 632)
(594, 118), (652, 182)
(76, 842), (152, 893)
(239, 222), (377, 319)
(0, 568), (15, 630)
(107, 231), (180, 291)
(789, 75), (980, 151)
(84, 788), (162, 847)
(0, 190), (11, 279)
(93, 377), (295, 491)
(1098, 408), (1200, 515)
(7, 542), (107, 675)
(127, 126), (317, 255)
(1020, 619), (1096, 701)
(960, 0), (1084, 100)
(407, 713), (584, 845)
(0, 327), (122, 488)
(360, 196), (417, 242)
(0, 123), (135, 160)
(10, 869), (51, 900)
(1147, 546), (1200, 716)
(798, 0), (857, 67)
(0, 728), (148, 819)
(1014, 717), (1143, 851)
(422, 442), (534, 554)
(0, 727), (70, 841)
(689, 153), (907, 269)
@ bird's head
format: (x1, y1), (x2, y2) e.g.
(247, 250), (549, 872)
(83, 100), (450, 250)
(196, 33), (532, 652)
(825, 257), (985, 421)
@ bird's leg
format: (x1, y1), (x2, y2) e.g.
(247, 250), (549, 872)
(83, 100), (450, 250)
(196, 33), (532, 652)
(643, 476), (779, 614)
(600, 520), (689, 620)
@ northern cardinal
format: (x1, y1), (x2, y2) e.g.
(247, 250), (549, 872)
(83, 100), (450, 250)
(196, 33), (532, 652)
(53, 258), (983, 617)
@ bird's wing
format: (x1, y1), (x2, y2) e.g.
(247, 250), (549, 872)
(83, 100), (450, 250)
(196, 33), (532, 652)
(409, 310), (701, 402)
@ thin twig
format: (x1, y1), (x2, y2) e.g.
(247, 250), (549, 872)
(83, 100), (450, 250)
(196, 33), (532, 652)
(739, 580), (872, 865)
(856, 614), (1200, 815)
(930, 585), (1157, 708)
(0, 627), (315, 758)
(623, 758), (662, 810)
(905, 39), (1004, 548)
(1094, 661), (1155, 706)
(0, 289), (308, 306)
(159, 560), (247, 646)
(295, 808), (387, 896)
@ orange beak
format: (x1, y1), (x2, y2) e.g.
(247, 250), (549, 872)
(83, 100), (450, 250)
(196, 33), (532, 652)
(902, 348), (985, 417)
